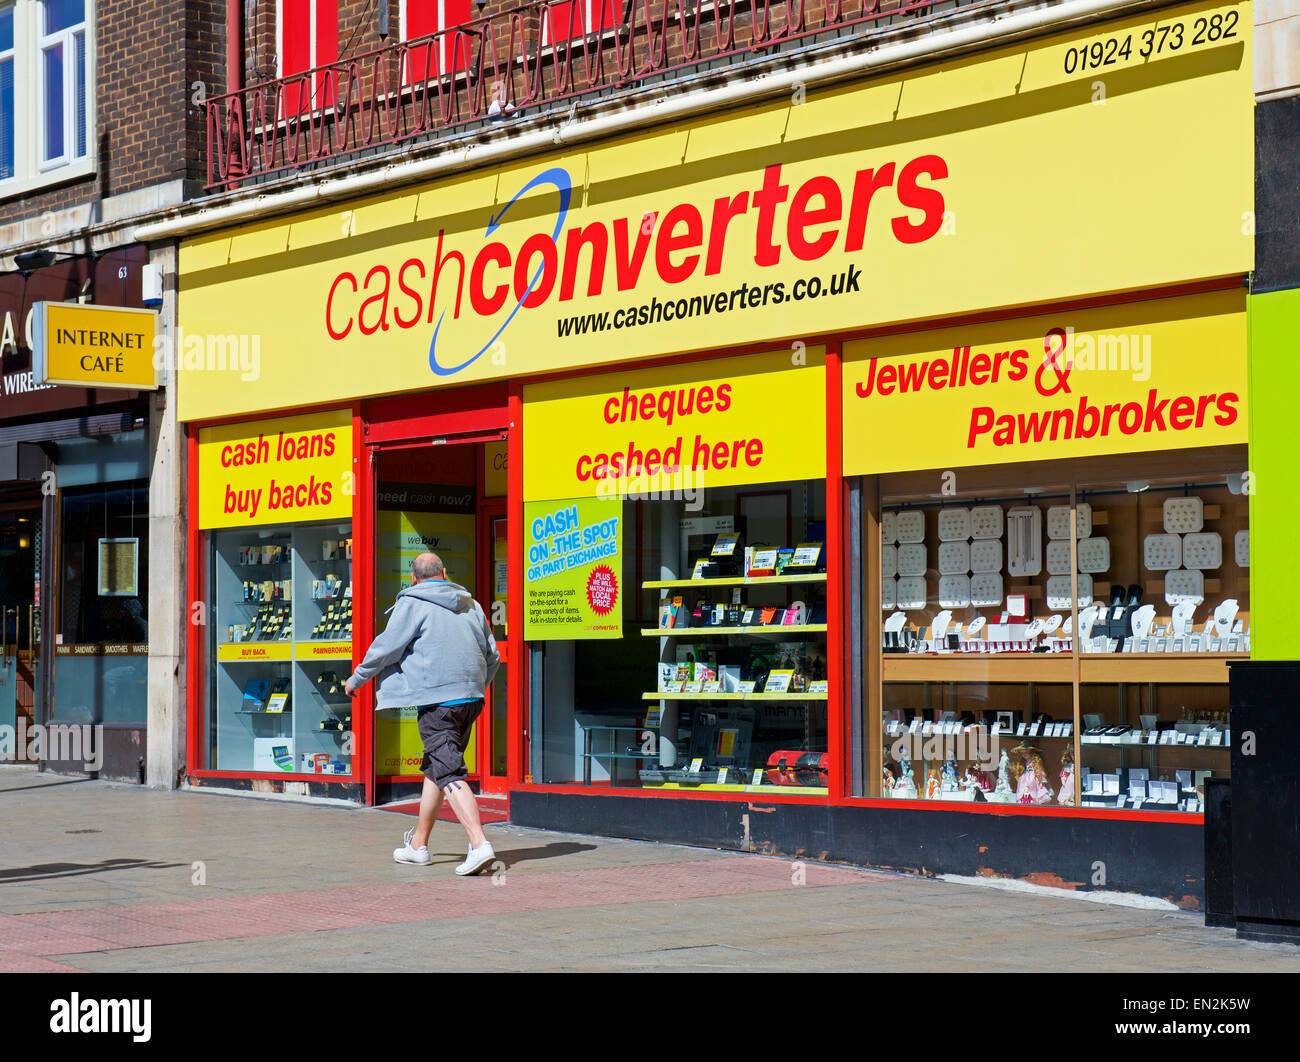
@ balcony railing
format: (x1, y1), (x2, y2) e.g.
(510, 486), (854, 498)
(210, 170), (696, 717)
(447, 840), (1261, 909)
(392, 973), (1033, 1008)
(206, 0), (974, 189)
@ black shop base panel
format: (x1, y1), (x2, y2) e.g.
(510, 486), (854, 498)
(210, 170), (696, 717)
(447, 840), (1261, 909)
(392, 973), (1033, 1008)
(510, 791), (1205, 908)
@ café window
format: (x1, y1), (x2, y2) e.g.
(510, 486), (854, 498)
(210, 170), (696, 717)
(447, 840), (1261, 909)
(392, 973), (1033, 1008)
(53, 481), (148, 724)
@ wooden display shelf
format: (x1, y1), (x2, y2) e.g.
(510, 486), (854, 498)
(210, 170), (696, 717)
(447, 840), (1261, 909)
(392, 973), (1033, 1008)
(882, 653), (1242, 684)
(642, 691), (829, 701)
(882, 654), (1074, 683)
(640, 624), (827, 637)
(642, 573), (828, 590)
(1078, 653), (1238, 684)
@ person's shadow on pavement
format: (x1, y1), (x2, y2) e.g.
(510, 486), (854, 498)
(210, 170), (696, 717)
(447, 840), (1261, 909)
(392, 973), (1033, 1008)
(425, 841), (598, 870)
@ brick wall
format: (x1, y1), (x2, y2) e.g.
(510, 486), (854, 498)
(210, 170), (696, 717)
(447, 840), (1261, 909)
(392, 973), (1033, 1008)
(0, 0), (225, 231)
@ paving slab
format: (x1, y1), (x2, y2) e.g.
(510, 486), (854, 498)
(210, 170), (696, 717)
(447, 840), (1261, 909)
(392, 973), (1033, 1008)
(3, 764), (1299, 974)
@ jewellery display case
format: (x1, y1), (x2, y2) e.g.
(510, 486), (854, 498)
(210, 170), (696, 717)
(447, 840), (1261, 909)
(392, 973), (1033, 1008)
(868, 447), (1248, 811)
(209, 521), (354, 774)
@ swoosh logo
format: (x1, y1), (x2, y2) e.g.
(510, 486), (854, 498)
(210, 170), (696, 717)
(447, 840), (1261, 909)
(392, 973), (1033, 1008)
(428, 166), (573, 377)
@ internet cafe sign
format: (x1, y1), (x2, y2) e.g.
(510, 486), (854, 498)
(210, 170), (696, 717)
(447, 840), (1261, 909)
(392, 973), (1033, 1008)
(32, 302), (158, 390)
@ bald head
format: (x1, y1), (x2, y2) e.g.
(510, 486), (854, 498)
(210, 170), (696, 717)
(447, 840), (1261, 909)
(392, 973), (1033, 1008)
(412, 553), (446, 581)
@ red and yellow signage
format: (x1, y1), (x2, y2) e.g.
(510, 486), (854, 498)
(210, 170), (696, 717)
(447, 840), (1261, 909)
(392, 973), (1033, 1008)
(842, 290), (1248, 475)
(177, 0), (1251, 423)
(197, 409), (353, 529)
(216, 642), (292, 662)
(523, 349), (825, 502)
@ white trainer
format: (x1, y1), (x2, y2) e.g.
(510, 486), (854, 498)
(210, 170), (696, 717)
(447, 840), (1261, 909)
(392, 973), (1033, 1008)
(394, 826), (431, 865)
(455, 841), (496, 876)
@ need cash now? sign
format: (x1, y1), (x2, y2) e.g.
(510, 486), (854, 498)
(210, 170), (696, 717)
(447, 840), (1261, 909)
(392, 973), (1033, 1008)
(32, 302), (158, 390)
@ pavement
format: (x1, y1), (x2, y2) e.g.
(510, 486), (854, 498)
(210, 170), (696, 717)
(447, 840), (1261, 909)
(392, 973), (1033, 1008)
(3, 763), (1300, 974)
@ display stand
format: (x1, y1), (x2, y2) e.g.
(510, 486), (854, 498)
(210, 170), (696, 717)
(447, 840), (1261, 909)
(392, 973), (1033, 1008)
(211, 522), (353, 774)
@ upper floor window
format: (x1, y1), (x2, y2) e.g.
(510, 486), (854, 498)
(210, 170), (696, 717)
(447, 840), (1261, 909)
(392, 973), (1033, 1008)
(402, 0), (472, 80)
(277, 0), (337, 113)
(39, 0), (86, 167)
(545, 0), (620, 43)
(0, 0), (92, 193)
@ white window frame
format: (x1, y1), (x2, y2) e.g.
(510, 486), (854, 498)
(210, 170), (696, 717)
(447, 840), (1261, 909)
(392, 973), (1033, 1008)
(0, 0), (95, 201)
(36, 0), (87, 170)
(0, 4), (15, 183)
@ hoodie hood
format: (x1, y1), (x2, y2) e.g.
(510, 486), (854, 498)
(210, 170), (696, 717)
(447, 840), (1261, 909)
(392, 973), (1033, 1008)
(397, 578), (474, 613)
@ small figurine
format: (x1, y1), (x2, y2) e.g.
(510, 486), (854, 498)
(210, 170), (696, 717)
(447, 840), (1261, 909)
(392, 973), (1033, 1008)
(941, 756), (960, 792)
(962, 767), (985, 793)
(896, 749), (916, 793)
(990, 749), (1014, 803)
(1058, 747), (1076, 807)
(925, 769), (940, 800)
(1014, 746), (1054, 805)
(883, 765), (896, 792)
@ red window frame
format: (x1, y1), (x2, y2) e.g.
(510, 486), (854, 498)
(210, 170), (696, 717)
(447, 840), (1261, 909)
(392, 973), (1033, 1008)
(279, 0), (339, 115)
(402, 0), (474, 82)
(544, 0), (620, 43)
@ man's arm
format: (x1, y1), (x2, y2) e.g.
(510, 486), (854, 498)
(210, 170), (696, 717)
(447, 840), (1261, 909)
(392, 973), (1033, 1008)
(346, 599), (420, 693)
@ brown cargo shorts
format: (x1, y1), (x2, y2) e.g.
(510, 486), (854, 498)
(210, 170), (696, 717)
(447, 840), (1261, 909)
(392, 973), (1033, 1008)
(416, 699), (485, 789)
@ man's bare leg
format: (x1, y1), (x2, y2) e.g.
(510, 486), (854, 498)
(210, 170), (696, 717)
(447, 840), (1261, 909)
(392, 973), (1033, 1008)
(442, 779), (488, 849)
(411, 776), (444, 850)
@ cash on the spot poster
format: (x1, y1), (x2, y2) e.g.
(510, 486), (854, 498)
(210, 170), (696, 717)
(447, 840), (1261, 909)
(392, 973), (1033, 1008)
(524, 497), (622, 640)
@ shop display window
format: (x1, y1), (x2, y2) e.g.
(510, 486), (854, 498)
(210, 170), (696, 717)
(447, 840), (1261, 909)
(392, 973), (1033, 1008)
(532, 478), (829, 793)
(53, 483), (149, 725)
(206, 521), (354, 775)
(866, 446), (1246, 813)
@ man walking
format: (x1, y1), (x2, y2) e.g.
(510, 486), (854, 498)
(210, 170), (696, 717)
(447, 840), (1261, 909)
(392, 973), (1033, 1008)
(345, 552), (501, 874)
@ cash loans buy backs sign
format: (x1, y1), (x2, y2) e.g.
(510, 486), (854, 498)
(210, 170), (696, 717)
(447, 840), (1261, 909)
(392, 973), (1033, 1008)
(176, 0), (1251, 423)
(524, 498), (623, 640)
(198, 409), (353, 528)
(842, 290), (1248, 475)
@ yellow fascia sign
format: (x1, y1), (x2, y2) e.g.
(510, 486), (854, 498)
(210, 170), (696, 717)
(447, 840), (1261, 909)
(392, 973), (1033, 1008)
(176, 0), (1252, 423)
(32, 302), (158, 390)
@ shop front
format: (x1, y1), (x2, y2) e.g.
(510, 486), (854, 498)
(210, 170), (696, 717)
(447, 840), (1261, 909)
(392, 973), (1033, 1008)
(175, 0), (1260, 898)
(0, 245), (156, 782)
(184, 388), (515, 803)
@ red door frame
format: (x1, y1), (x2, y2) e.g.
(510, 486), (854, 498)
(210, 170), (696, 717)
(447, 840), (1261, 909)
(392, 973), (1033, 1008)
(362, 385), (511, 803)
(477, 499), (509, 794)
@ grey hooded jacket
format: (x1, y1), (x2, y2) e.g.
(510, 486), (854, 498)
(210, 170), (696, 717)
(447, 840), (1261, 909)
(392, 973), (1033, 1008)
(348, 579), (500, 709)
